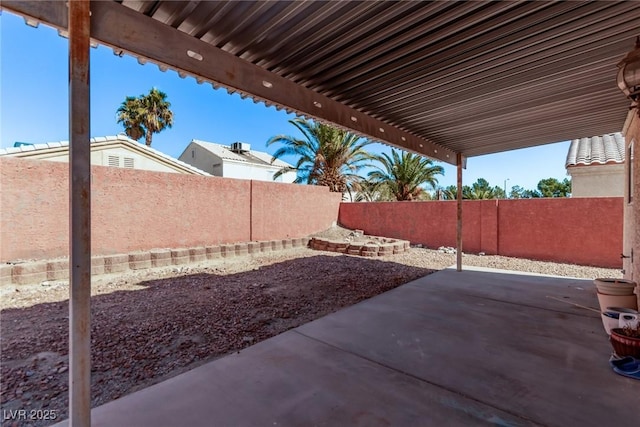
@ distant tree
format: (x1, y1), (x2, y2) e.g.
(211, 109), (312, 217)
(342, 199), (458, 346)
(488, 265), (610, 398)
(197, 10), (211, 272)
(432, 186), (446, 200)
(353, 180), (392, 202)
(509, 185), (526, 199)
(441, 185), (459, 200)
(509, 185), (542, 198)
(493, 186), (507, 199)
(368, 149), (444, 201)
(537, 177), (571, 197)
(116, 88), (174, 146)
(267, 118), (373, 193)
(463, 178), (497, 199)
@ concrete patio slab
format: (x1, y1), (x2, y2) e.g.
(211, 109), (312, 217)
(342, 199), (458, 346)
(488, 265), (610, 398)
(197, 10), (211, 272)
(53, 266), (639, 427)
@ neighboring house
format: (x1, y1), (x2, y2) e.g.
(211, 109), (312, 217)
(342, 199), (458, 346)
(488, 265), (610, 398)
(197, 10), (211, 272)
(565, 132), (625, 197)
(0, 135), (209, 175)
(178, 139), (297, 183)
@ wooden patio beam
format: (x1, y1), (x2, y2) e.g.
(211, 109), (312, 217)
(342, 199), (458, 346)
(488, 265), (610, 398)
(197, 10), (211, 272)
(68, 0), (92, 425)
(456, 152), (463, 272)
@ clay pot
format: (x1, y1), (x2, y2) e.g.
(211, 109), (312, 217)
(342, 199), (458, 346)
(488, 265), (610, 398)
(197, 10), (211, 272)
(596, 292), (638, 312)
(594, 278), (636, 296)
(610, 328), (640, 358)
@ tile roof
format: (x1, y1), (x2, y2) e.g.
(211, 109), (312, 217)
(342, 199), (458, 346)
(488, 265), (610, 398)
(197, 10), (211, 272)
(565, 133), (625, 167)
(0, 135), (210, 175)
(190, 140), (292, 168)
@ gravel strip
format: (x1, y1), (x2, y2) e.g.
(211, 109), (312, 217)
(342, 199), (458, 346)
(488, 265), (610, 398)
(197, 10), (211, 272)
(0, 246), (622, 426)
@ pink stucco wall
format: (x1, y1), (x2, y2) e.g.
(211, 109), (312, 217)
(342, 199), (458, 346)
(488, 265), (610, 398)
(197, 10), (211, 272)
(339, 198), (623, 268)
(249, 180), (341, 241)
(0, 157), (341, 261)
(1, 156), (623, 268)
(497, 198), (623, 267)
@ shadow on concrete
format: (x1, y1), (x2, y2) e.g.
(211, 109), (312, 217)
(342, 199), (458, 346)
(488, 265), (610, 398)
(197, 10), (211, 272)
(0, 255), (432, 425)
(50, 266), (640, 426)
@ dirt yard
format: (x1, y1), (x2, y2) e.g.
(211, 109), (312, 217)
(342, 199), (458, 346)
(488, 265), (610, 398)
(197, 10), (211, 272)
(0, 241), (621, 426)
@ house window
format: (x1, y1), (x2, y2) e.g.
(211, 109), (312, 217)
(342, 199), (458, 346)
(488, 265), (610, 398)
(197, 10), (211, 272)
(192, 150), (195, 158)
(123, 157), (135, 169)
(107, 155), (120, 167)
(629, 140), (634, 204)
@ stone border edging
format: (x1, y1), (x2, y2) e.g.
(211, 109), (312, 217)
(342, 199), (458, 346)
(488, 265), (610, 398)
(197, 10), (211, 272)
(309, 237), (410, 257)
(1, 237), (311, 286)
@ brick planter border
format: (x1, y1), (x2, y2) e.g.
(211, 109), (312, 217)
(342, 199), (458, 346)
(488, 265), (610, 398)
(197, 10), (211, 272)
(3, 237), (312, 286)
(309, 236), (409, 257)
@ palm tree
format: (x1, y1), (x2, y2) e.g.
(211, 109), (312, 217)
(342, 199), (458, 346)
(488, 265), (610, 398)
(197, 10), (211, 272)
(441, 185), (459, 200)
(116, 88), (174, 146)
(267, 118), (373, 193)
(368, 149), (444, 201)
(462, 178), (497, 200)
(353, 180), (393, 202)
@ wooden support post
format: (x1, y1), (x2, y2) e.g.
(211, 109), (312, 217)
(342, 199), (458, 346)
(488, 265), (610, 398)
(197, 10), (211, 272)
(456, 153), (463, 272)
(68, 1), (91, 425)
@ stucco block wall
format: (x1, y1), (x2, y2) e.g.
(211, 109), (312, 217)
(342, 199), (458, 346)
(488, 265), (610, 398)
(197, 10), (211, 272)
(338, 200), (498, 255)
(497, 198), (622, 267)
(90, 162), (251, 255)
(1, 157), (70, 261)
(250, 180), (341, 242)
(567, 164), (624, 198)
(0, 157), (340, 262)
(339, 198), (623, 268)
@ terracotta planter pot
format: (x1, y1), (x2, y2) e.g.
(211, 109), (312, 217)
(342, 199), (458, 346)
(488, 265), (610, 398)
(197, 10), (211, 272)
(610, 328), (640, 358)
(597, 292), (638, 312)
(594, 278), (636, 295)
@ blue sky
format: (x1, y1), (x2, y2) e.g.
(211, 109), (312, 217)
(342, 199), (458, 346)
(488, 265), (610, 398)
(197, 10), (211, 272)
(1, 11), (571, 192)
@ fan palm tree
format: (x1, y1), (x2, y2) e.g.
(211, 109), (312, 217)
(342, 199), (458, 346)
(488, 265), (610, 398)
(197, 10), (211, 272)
(267, 118), (373, 193)
(116, 88), (174, 146)
(368, 149), (444, 201)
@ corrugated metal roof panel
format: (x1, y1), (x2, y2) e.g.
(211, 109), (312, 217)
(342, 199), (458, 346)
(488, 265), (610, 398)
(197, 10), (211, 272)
(118, 0), (639, 158)
(4, 0), (638, 162)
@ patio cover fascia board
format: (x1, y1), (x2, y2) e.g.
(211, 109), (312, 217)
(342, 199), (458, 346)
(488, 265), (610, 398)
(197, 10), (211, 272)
(1, 0), (462, 167)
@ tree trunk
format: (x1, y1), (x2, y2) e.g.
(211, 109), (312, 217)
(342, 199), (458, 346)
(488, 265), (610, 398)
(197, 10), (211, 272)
(145, 132), (152, 146)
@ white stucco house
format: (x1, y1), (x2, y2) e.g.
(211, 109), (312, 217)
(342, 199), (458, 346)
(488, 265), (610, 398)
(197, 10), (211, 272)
(0, 134), (210, 175)
(178, 139), (297, 183)
(565, 132), (625, 198)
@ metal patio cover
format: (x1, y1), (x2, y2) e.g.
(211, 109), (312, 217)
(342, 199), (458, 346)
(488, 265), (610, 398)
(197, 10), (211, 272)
(4, 0), (639, 165)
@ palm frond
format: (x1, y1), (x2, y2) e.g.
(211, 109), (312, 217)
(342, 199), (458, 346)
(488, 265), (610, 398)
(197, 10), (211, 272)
(266, 118), (374, 192)
(368, 149), (444, 201)
(116, 88), (173, 146)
